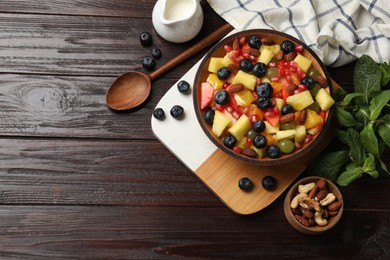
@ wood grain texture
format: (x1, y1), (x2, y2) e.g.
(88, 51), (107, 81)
(0, 0), (389, 258)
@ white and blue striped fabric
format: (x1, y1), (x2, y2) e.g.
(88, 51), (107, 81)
(207, 0), (390, 67)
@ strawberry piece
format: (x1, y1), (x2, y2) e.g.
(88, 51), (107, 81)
(200, 82), (214, 110)
(264, 108), (280, 126)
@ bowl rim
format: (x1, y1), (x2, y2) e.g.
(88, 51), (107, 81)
(283, 176), (344, 234)
(193, 29), (333, 166)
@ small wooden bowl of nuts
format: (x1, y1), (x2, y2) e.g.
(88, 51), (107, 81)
(283, 176), (343, 234)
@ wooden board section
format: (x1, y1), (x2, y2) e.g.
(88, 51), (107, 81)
(151, 42), (341, 214)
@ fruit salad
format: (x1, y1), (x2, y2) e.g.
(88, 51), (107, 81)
(198, 34), (334, 160)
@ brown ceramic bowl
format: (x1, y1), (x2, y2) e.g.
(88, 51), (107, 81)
(193, 29), (333, 166)
(283, 176), (343, 234)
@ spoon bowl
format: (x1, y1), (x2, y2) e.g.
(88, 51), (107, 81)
(106, 72), (151, 110)
(105, 23), (233, 110)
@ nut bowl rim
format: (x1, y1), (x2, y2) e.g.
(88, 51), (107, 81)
(283, 176), (344, 235)
(193, 29), (334, 166)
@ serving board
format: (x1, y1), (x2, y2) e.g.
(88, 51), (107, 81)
(151, 58), (340, 215)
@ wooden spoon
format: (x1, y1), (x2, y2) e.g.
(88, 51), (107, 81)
(106, 23), (233, 110)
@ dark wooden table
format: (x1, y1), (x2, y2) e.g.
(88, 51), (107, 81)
(1, 1), (389, 259)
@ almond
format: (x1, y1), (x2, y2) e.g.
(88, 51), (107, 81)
(316, 75), (328, 88)
(284, 51), (297, 61)
(316, 179), (327, 190)
(228, 64), (239, 74)
(275, 50), (284, 60)
(327, 201), (342, 211)
(315, 189), (329, 201)
(232, 38), (240, 50)
(242, 147), (258, 158)
(300, 207), (314, 219)
(286, 84), (298, 94)
(244, 47), (260, 56)
(280, 113), (295, 123)
(328, 210), (339, 217)
(261, 38), (275, 45)
(226, 83), (244, 93)
(299, 109), (307, 124)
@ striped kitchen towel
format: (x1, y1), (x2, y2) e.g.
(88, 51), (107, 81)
(207, 0), (390, 67)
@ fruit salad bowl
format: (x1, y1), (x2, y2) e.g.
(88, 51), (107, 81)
(193, 29), (334, 166)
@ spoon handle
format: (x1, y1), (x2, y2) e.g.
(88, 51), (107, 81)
(148, 23), (234, 81)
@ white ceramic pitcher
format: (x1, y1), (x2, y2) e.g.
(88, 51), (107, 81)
(152, 0), (204, 43)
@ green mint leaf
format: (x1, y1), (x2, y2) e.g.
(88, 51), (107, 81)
(369, 90), (390, 120)
(353, 55), (381, 103)
(340, 92), (366, 106)
(379, 159), (390, 175)
(347, 128), (365, 166)
(379, 61), (390, 86)
(363, 153), (378, 178)
(378, 114), (390, 147)
(335, 105), (357, 128)
(306, 151), (349, 182)
(360, 123), (379, 158)
(337, 164), (363, 186)
(333, 129), (348, 145)
(354, 105), (370, 127)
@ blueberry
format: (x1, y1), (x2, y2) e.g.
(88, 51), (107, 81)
(262, 176), (277, 190)
(239, 59), (253, 73)
(252, 62), (267, 78)
(214, 90), (230, 105)
(170, 105), (184, 119)
(217, 66), (231, 80)
(267, 145), (281, 158)
(280, 40), (295, 54)
(253, 134), (267, 148)
(301, 76), (316, 89)
(153, 108), (165, 120)
(140, 32), (153, 46)
(248, 36), (261, 49)
(238, 177), (254, 191)
(204, 110), (215, 125)
(253, 120), (266, 133)
(281, 104), (294, 115)
(177, 80), (191, 94)
(223, 135), (236, 149)
(256, 97), (271, 110)
(142, 56), (156, 71)
(256, 82), (273, 98)
(151, 48), (162, 59)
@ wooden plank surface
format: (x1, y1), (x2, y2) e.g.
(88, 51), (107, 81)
(0, 0), (389, 258)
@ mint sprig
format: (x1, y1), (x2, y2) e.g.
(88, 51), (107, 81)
(307, 55), (390, 186)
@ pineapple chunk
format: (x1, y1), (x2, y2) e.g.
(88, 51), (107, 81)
(228, 114), (252, 141)
(294, 125), (306, 144)
(234, 89), (256, 107)
(304, 109), (324, 129)
(260, 44), (281, 55)
(261, 77), (271, 84)
(232, 71), (257, 90)
(257, 48), (273, 65)
(222, 52), (235, 66)
(294, 54), (312, 73)
(208, 57), (224, 73)
(212, 110), (232, 137)
(207, 73), (224, 90)
(286, 90), (314, 111)
(276, 129), (296, 140)
(315, 88), (335, 111)
(274, 97), (285, 112)
(250, 145), (267, 159)
(264, 121), (280, 134)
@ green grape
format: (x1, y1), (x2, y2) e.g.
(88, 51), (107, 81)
(280, 121), (296, 130)
(278, 139), (295, 154)
(265, 68), (278, 80)
(307, 68), (320, 80)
